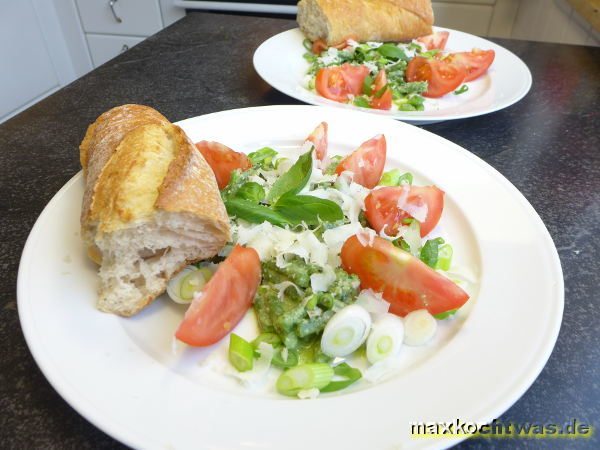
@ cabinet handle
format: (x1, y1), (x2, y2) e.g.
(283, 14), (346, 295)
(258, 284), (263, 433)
(109, 0), (122, 23)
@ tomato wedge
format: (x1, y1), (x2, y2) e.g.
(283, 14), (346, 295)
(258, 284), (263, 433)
(405, 56), (466, 98)
(370, 70), (392, 110)
(311, 37), (356, 54)
(175, 245), (261, 346)
(416, 31), (450, 50)
(311, 39), (328, 54)
(195, 141), (252, 190)
(364, 185), (444, 237)
(445, 49), (495, 82)
(341, 235), (469, 316)
(315, 63), (369, 103)
(335, 134), (386, 189)
(305, 121), (328, 162)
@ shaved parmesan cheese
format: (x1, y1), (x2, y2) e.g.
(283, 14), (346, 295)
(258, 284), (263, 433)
(356, 228), (376, 247)
(310, 264), (336, 292)
(396, 184), (428, 223)
(297, 231), (328, 266)
(363, 357), (402, 383)
(273, 281), (302, 299)
(356, 289), (390, 316)
(297, 388), (320, 400)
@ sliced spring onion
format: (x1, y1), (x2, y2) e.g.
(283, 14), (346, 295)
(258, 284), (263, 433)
(434, 308), (458, 320)
(320, 363), (362, 393)
(454, 84), (469, 95)
(402, 220), (422, 257)
(166, 266), (211, 304)
(179, 268), (212, 300)
(271, 347), (299, 369)
(321, 304), (371, 357)
(403, 309), (437, 346)
(276, 363), (334, 396)
(435, 244), (453, 271)
(302, 38), (313, 51)
(366, 314), (404, 364)
(251, 332), (282, 349)
(228, 334), (255, 372)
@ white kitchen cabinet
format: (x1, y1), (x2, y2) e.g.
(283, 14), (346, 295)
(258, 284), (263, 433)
(75, 0), (163, 36)
(76, 0), (184, 68)
(86, 34), (146, 68)
(0, 0), (185, 124)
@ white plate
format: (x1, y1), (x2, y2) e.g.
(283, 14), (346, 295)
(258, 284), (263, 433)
(18, 105), (562, 449)
(253, 28), (532, 124)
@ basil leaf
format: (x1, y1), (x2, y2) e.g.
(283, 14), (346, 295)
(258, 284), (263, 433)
(266, 150), (313, 204)
(362, 74), (374, 95)
(235, 182), (265, 203)
(374, 83), (389, 98)
(224, 198), (289, 227)
(353, 96), (371, 109)
(377, 44), (409, 61)
(274, 194), (344, 226)
(248, 147), (277, 167)
(420, 237), (445, 268)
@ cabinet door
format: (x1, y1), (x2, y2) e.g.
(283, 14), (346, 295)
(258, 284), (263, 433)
(432, 2), (494, 36)
(86, 34), (145, 68)
(75, 0), (162, 36)
(0, 0), (59, 120)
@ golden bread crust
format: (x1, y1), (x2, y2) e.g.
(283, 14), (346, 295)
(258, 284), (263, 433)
(298, 0), (434, 45)
(80, 104), (230, 261)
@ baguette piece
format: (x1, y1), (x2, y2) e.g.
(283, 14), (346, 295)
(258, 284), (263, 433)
(297, 0), (434, 45)
(80, 104), (230, 316)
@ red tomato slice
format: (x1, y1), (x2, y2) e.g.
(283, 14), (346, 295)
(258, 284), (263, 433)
(311, 39), (328, 54)
(175, 245), (261, 346)
(305, 121), (328, 161)
(406, 56), (466, 98)
(312, 37), (356, 54)
(335, 134), (386, 189)
(364, 185), (444, 237)
(445, 49), (495, 82)
(370, 70), (393, 110)
(341, 235), (469, 316)
(315, 64), (369, 103)
(416, 31), (450, 50)
(195, 141), (252, 190)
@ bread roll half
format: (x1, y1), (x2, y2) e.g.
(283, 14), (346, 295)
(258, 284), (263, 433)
(297, 0), (434, 45)
(80, 104), (230, 316)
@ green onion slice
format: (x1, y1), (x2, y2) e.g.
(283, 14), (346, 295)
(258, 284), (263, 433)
(229, 334), (255, 372)
(320, 363), (362, 392)
(454, 84), (469, 95)
(276, 363), (334, 396)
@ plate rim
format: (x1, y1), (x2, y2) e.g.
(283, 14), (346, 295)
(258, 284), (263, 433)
(17, 105), (563, 449)
(253, 27), (533, 123)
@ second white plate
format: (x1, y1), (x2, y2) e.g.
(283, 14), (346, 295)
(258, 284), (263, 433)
(253, 28), (532, 124)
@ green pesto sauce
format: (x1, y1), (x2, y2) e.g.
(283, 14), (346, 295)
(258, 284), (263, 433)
(253, 256), (360, 363)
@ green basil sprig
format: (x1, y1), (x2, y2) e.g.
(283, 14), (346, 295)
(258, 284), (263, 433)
(274, 194), (344, 226)
(376, 44), (410, 62)
(224, 198), (289, 227)
(266, 149), (313, 204)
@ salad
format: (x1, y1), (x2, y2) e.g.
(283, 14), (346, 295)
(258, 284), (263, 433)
(168, 123), (471, 398)
(302, 31), (495, 111)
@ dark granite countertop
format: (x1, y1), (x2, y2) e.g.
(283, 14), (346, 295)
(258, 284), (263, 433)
(1, 11), (598, 449)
